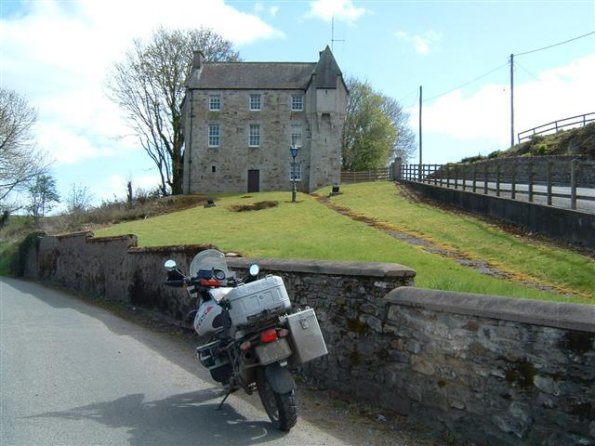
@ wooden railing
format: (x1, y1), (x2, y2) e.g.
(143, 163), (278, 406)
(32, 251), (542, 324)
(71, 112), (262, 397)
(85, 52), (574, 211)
(400, 159), (595, 213)
(517, 112), (595, 143)
(341, 168), (391, 183)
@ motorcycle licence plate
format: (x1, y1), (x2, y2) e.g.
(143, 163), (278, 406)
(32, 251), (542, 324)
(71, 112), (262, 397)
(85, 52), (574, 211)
(255, 338), (292, 365)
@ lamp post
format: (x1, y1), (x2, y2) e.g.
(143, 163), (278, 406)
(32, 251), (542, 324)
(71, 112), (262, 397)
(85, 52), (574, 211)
(290, 144), (300, 203)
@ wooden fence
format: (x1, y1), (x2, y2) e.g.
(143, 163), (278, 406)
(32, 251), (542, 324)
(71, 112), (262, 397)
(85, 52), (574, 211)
(401, 158), (595, 212)
(340, 168), (392, 183)
(517, 112), (595, 143)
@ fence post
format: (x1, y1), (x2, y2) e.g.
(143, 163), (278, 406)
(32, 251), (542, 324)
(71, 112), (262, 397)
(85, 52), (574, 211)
(446, 165), (450, 188)
(528, 161), (534, 202)
(496, 163), (501, 197)
(462, 165), (467, 191)
(484, 164), (488, 194)
(472, 165), (477, 193)
(570, 159), (577, 210)
(547, 161), (553, 206)
(454, 165), (458, 189)
(511, 164), (516, 199)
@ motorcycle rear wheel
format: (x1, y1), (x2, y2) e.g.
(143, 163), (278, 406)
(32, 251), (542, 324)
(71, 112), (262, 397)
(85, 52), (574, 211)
(256, 368), (297, 432)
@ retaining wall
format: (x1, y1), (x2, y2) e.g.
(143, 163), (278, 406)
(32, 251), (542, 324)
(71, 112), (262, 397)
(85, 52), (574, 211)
(402, 181), (595, 250)
(23, 232), (595, 445)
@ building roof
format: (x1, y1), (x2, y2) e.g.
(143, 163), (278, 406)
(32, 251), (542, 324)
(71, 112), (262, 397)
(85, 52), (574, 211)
(187, 46), (344, 91)
(190, 62), (317, 90)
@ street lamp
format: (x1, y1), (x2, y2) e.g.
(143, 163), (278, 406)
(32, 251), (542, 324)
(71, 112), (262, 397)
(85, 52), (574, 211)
(290, 144), (300, 203)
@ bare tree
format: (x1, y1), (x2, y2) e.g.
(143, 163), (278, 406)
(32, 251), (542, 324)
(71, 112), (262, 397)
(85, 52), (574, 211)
(0, 88), (51, 211)
(66, 183), (94, 214)
(107, 27), (240, 195)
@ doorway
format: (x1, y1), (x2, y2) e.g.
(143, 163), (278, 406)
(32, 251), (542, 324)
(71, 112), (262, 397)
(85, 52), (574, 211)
(247, 169), (260, 192)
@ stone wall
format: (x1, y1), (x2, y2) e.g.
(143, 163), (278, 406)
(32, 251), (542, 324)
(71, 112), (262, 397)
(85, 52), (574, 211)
(403, 181), (595, 250)
(23, 233), (595, 445)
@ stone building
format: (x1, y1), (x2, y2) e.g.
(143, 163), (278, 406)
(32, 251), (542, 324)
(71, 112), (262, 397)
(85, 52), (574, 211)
(181, 46), (348, 194)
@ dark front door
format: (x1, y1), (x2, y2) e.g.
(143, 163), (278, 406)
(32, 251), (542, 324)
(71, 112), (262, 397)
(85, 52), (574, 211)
(247, 170), (260, 192)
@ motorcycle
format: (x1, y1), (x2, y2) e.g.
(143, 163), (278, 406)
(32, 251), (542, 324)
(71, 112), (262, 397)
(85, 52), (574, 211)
(163, 249), (328, 432)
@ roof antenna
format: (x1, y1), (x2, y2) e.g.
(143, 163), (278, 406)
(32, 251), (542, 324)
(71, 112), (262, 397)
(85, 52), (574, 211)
(331, 16), (344, 51)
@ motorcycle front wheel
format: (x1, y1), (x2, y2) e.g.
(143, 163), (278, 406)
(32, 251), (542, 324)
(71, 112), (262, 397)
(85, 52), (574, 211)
(256, 367), (297, 432)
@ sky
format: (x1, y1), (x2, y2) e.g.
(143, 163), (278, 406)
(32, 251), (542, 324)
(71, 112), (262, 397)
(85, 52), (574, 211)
(1, 0), (594, 210)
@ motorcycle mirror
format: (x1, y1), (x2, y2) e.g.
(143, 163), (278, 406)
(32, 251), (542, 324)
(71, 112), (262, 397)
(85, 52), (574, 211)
(249, 264), (260, 277)
(164, 259), (177, 271)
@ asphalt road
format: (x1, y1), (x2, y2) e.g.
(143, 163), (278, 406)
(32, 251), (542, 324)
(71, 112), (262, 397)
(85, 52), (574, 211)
(1, 278), (393, 446)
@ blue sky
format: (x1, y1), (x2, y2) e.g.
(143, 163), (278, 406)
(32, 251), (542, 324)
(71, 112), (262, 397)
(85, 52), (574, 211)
(1, 0), (594, 210)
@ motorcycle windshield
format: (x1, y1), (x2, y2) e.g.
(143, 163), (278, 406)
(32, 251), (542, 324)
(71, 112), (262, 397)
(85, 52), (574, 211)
(189, 249), (231, 279)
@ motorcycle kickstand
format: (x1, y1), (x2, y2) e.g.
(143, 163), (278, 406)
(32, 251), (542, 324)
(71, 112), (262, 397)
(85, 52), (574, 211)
(217, 390), (232, 410)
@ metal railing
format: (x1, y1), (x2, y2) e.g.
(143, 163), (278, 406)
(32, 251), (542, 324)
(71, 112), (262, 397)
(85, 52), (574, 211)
(517, 112), (595, 143)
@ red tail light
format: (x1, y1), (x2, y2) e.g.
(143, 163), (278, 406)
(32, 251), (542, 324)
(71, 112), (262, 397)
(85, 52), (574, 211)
(260, 328), (278, 344)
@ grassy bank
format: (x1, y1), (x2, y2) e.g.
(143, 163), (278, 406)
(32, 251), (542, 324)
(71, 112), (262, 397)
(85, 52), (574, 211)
(95, 187), (593, 304)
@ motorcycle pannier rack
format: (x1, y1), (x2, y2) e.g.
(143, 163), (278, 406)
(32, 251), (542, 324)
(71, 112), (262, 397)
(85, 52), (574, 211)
(286, 308), (328, 365)
(226, 275), (291, 327)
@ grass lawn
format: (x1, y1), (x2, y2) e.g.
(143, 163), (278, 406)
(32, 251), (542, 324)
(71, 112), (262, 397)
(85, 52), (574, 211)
(94, 186), (594, 304)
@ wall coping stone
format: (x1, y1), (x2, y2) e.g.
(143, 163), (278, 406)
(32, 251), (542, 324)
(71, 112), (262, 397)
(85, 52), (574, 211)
(386, 286), (595, 332)
(227, 257), (416, 278)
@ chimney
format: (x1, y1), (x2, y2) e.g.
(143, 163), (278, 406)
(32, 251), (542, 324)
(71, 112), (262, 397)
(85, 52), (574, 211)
(192, 51), (205, 71)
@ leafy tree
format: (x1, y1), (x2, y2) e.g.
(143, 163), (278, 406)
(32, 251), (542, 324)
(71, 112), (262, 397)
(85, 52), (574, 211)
(107, 27), (240, 196)
(0, 88), (51, 212)
(342, 78), (416, 171)
(27, 174), (60, 224)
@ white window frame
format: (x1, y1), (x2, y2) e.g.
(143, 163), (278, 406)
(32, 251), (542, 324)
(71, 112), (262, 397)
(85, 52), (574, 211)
(250, 94), (262, 111)
(290, 163), (302, 181)
(209, 95), (221, 111)
(249, 124), (261, 147)
(290, 124), (302, 147)
(291, 95), (303, 111)
(208, 124), (220, 147)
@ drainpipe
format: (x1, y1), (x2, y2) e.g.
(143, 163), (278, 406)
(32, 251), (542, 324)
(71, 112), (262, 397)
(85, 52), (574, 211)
(185, 89), (195, 194)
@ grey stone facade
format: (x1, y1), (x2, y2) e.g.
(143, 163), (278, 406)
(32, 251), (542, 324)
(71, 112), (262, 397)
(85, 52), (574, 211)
(181, 47), (348, 194)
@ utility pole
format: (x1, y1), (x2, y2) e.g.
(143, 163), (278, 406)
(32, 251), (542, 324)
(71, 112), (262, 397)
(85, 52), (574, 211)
(419, 85), (423, 181)
(510, 53), (515, 147)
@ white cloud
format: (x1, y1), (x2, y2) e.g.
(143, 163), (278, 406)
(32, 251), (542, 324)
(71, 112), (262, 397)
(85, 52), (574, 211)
(403, 53), (595, 164)
(421, 53), (595, 149)
(254, 2), (279, 17)
(306, 0), (368, 24)
(395, 30), (442, 55)
(0, 0), (284, 169)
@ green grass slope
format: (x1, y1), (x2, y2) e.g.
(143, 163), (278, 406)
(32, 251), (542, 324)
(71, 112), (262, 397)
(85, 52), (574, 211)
(95, 185), (594, 304)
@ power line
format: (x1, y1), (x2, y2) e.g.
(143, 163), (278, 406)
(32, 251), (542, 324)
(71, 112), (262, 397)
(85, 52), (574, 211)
(423, 62), (508, 103)
(515, 30), (595, 57)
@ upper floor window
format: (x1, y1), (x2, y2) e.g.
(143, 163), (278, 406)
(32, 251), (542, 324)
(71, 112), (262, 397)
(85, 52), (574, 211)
(249, 124), (261, 147)
(250, 94), (262, 111)
(209, 95), (221, 111)
(291, 95), (303, 111)
(208, 124), (220, 147)
(291, 124), (302, 147)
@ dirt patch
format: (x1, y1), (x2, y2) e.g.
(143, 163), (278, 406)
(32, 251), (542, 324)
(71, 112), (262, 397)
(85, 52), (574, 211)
(229, 201), (279, 212)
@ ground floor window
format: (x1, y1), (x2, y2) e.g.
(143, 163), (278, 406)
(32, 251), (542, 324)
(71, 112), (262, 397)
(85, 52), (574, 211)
(290, 163), (302, 181)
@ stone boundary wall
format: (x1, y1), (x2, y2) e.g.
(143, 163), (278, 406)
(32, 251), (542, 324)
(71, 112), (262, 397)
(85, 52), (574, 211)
(402, 181), (595, 250)
(23, 233), (595, 445)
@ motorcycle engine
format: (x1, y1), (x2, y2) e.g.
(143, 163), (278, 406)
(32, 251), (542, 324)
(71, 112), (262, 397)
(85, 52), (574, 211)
(198, 343), (232, 383)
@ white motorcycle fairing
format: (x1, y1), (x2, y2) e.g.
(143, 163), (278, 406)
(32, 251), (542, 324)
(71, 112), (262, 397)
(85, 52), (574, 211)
(192, 287), (233, 337)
